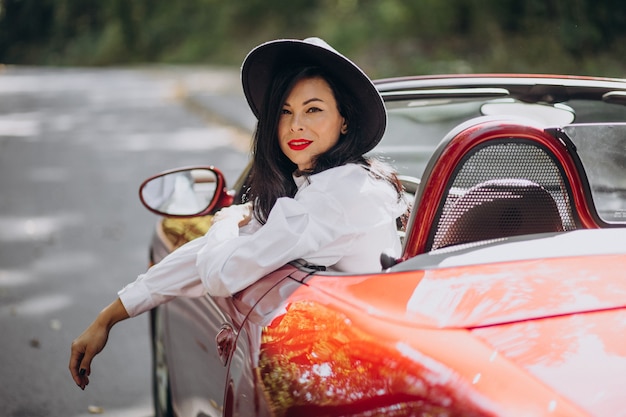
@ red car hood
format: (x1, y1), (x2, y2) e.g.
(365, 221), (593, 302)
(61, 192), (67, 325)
(308, 253), (626, 329)
(303, 248), (626, 416)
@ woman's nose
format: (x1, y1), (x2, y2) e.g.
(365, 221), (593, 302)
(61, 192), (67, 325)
(290, 113), (304, 131)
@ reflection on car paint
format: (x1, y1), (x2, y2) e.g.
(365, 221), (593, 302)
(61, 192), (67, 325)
(473, 309), (626, 416)
(405, 254), (626, 327)
(258, 299), (495, 417)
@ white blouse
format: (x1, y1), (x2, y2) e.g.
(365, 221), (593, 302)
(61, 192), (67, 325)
(118, 163), (406, 317)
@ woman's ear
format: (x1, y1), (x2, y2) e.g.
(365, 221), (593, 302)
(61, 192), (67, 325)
(340, 120), (348, 134)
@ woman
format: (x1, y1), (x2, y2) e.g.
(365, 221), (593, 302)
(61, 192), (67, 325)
(69, 37), (406, 390)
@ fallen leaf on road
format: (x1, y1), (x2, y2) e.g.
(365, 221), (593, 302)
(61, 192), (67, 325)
(88, 405), (104, 414)
(50, 319), (62, 330)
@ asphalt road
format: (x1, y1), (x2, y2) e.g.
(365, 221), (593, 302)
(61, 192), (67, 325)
(0, 66), (252, 417)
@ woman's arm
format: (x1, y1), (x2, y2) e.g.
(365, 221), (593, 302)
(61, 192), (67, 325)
(118, 203), (253, 316)
(69, 298), (129, 390)
(69, 203), (252, 390)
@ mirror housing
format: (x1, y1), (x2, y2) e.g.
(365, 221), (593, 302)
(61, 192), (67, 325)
(139, 167), (234, 217)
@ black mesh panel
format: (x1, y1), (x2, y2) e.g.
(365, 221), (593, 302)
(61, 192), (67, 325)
(430, 140), (577, 250)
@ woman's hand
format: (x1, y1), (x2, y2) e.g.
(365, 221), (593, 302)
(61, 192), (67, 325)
(69, 298), (129, 390)
(211, 202), (253, 227)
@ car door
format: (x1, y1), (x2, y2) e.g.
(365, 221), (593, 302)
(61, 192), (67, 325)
(222, 264), (315, 417)
(163, 293), (244, 417)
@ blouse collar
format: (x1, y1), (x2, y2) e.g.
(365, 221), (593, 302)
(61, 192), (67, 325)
(293, 170), (311, 190)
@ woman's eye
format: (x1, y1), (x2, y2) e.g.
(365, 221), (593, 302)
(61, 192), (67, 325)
(281, 108), (291, 115)
(307, 107), (322, 113)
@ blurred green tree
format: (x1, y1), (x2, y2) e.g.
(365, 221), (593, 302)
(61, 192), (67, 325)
(0, 0), (624, 76)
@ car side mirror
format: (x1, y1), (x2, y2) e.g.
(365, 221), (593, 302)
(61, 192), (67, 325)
(139, 167), (234, 217)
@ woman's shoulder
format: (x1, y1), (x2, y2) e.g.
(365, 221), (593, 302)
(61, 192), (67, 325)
(308, 163), (368, 186)
(314, 162), (370, 178)
(308, 163), (396, 199)
(300, 163), (406, 219)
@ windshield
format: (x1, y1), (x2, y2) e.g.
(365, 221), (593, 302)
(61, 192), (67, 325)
(369, 99), (483, 178)
(560, 123), (626, 224)
(371, 96), (626, 183)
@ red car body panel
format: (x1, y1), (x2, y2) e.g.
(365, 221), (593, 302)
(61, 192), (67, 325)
(305, 254), (626, 329)
(255, 248), (626, 416)
(473, 309), (626, 417)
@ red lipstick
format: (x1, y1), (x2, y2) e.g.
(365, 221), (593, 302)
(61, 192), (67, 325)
(288, 139), (312, 151)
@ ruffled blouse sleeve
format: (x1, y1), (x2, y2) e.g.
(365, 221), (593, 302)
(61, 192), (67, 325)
(197, 163), (404, 296)
(119, 163), (404, 316)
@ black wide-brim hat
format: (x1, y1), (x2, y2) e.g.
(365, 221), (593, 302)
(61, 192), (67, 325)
(241, 37), (387, 154)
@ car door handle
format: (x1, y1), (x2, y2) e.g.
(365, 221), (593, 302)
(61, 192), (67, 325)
(215, 324), (236, 366)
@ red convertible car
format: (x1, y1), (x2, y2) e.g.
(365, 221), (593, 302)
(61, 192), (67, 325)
(139, 74), (626, 417)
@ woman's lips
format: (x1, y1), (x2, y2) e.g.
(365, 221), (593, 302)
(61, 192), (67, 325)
(288, 139), (313, 151)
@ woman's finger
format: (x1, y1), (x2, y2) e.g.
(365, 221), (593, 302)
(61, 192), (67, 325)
(69, 340), (88, 389)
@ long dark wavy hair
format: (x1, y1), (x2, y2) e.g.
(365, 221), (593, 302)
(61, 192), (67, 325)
(245, 66), (403, 224)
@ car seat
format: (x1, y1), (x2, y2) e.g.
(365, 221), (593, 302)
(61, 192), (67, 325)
(436, 178), (564, 249)
(402, 116), (596, 258)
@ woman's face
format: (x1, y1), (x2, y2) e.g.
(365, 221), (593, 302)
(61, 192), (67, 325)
(277, 76), (347, 171)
